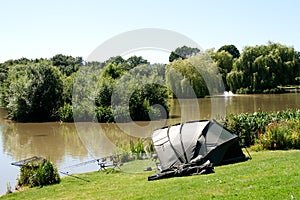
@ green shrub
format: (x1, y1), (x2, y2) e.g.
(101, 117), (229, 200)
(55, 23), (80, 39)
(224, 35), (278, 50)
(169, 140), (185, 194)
(95, 106), (114, 122)
(223, 109), (300, 147)
(112, 106), (131, 123)
(18, 159), (60, 188)
(255, 121), (300, 150)
(223, 111), (271, 146)
(58, 103), (74, 122)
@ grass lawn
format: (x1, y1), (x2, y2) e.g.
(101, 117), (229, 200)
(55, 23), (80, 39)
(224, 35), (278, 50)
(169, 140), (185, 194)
(1, 150), (299, 200)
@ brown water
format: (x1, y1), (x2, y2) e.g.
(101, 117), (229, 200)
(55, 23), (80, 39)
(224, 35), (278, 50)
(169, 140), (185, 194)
(1, 93), (299, 194)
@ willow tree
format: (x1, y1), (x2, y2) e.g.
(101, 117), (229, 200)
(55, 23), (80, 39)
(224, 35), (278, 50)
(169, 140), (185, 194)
(209, 49), (234, 91)
(166, 53), (223, 98)
(227, 42), (300, 93)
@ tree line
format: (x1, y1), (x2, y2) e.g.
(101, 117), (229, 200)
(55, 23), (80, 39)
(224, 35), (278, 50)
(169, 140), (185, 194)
(209, 43), (300, 93)
(0, 42), (299, 122)
(0, 55), (169, 122)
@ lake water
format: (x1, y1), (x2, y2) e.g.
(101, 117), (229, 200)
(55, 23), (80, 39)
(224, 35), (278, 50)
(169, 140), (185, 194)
(1, 93), (299, 195)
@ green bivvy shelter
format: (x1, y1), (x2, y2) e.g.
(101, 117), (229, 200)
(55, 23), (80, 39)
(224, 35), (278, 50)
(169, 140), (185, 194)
(148, 120), (249, 181)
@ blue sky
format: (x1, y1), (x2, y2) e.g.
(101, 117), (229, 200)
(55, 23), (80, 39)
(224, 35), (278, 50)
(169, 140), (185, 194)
(1, 0), (299, 63)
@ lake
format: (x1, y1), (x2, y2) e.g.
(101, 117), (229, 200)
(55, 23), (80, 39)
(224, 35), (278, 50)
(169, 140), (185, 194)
(1, 93), (299, 195)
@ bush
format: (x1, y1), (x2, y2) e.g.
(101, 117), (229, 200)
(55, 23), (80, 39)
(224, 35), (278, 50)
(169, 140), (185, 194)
(255, 121), (300, 150)
(18, 159), (60, 188)
(112, 106), (131, 123)
(95, 106), (114, 122)
(58, 103), (74, 122)
(223, 111), (271, 146)
(223, 109), (300, 147)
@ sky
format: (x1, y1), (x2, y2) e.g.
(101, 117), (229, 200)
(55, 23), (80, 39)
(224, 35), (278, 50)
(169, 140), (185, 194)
(1, 0), (300, 63)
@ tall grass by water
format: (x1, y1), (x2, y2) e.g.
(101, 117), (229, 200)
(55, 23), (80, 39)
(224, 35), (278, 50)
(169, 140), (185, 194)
(223, 109), (300, 150)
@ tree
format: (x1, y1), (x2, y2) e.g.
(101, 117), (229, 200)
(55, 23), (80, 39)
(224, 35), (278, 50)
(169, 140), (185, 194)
(0, 58), (50, 107)
(101, 62), (122, 79)
(169, 46), (201, 62)
(109, 64), (169, 122)
(166, 54), (223, 98)
(227, 42), (300, 93)
(105, 55), (125, 65)
(95, 77), (115, 107)
(101, 56), (149, 79)
(226, 71), (244, 93)
(51, 54), (83, 76)
(217, 45), (240, 59)
(123, 55), (148, 70)
(6, 61), (64, 121)
(209, 50), (233, 91)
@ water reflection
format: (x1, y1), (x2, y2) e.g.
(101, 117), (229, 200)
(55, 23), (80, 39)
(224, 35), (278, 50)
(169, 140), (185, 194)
(225, 94), (300, 114)
(1, 122), (88, 165)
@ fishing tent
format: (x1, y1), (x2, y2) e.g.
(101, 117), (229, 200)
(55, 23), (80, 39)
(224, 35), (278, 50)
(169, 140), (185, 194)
(148, 120), (249, 181)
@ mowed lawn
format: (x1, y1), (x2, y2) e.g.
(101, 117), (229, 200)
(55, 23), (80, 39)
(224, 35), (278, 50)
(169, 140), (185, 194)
(1, 150), (299, 200)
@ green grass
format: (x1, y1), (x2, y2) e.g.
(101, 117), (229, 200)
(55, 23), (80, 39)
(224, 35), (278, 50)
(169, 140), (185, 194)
(1, 150), (299, 200)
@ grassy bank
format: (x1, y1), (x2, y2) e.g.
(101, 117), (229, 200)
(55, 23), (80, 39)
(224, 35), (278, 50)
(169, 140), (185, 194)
(1, 150), (299, 200)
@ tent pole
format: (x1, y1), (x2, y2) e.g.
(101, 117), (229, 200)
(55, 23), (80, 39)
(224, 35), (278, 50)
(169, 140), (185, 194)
(244, 146), (252, 160)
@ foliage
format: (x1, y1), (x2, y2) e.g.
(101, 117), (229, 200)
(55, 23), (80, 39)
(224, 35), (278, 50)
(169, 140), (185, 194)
(1, 41), (300, 122)
(72, 66), (100, 122)
(5, 61), (64, 121)
(122, 55), (148, 71)
(51, 54), (83, 76)
(129, 84), (169, 121)
(62, 73), (75, 104)
(226, 42), (300, 94)
(113, 148), (134, 163)
(217, 44), (240, 59)
(95, 106), (114, 122)
(223, 109), (300, 148)
(169, 45), (201, 62)
(95, 56), (152, 122)
(166, 53), (223, 98)
(0, 58), (42, 107)
(255, 121), (300, 150)
(114, 139), (154, 162)
(96, 56), (151, 121)
(129, 139), (146, 159)
(209, 49), (234, 91)
(101, 56), (148, 79)
(0, 56), (106, 122)
(101, 62), (123, 79)
(95, 77), (114, 107)
(109, 63), (169, 122)
(18, 159), (60, 188)
(58, 103), (74, 122)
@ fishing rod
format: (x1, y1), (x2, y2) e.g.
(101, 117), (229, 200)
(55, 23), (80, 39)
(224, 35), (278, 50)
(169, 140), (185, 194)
(59, 171), (90, 182)
(62, 154), (122, 171)
(63, 158), (104, 169)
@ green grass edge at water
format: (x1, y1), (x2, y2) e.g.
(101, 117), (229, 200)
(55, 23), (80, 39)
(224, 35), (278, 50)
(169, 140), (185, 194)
(1, 150), (299, 200)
